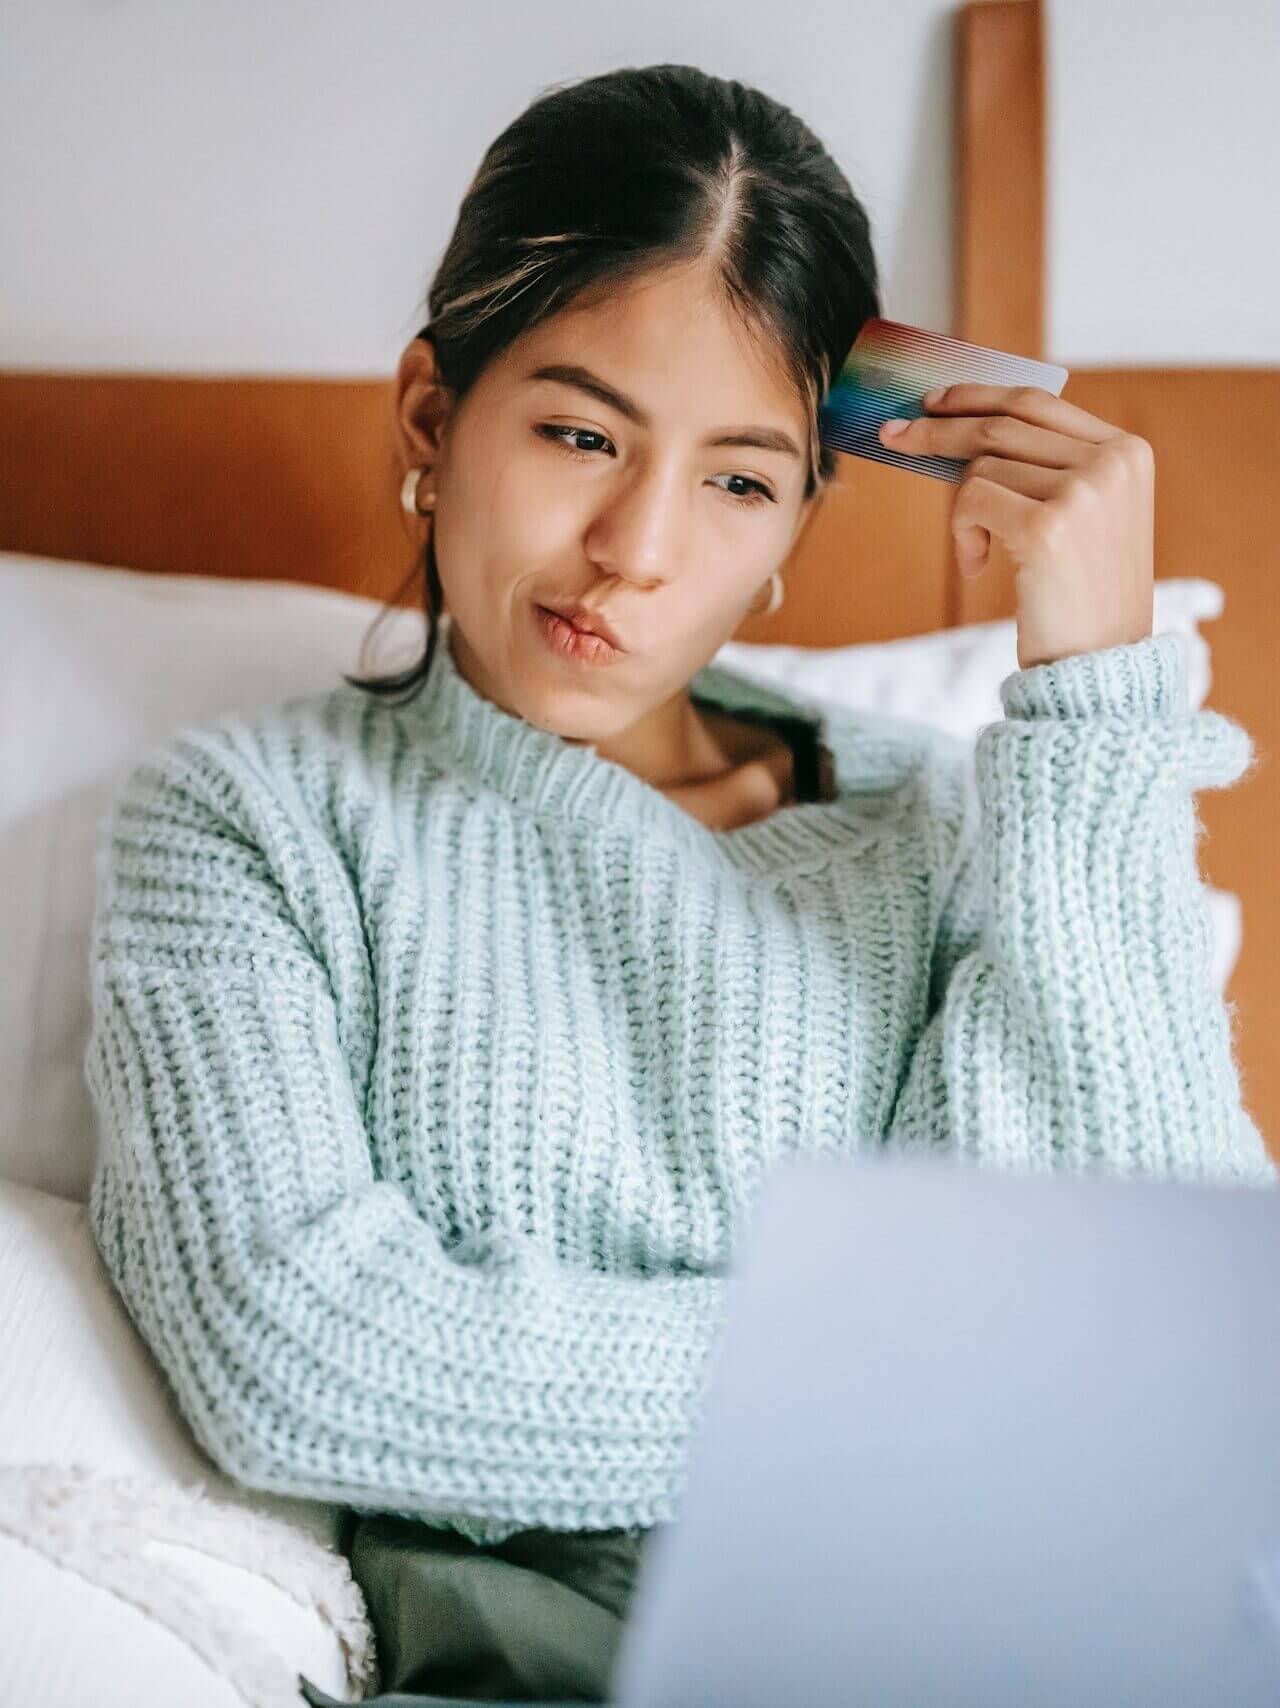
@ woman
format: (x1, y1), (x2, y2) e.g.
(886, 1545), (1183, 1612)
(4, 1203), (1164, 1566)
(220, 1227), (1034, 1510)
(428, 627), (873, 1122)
(84, 62), (1276, 1708)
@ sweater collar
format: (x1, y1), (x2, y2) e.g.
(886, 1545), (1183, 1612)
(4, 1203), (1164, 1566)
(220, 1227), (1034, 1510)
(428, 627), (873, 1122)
(400, 613), (898, 876)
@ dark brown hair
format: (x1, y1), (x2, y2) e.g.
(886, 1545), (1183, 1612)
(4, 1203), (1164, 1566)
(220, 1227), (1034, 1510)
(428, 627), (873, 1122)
(346, 62), (881, 704)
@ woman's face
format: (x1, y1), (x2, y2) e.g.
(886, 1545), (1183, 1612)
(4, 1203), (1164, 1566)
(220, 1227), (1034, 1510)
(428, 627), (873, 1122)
(394, 258), (820, 751)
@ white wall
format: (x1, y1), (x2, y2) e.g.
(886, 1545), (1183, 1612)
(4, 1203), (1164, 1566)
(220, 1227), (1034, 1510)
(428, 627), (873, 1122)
(1, 0), (1276, 375)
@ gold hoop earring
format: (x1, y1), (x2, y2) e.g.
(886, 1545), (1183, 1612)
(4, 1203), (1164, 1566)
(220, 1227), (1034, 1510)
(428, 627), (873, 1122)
(400, 466), (436, 517)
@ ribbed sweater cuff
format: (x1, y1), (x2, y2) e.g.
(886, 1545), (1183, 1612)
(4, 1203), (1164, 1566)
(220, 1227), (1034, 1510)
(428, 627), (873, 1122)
(999, 632), (1186, 723)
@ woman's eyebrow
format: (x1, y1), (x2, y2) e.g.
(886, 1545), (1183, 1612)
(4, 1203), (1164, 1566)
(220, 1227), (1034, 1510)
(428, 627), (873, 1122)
(524, 363), (802, 459)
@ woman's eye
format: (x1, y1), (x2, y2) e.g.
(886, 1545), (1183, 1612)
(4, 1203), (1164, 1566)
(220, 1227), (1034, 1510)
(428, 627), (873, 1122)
(535, 424), (775, 508)
(713, 473), (775, 508)
(537, 424), (610, 462)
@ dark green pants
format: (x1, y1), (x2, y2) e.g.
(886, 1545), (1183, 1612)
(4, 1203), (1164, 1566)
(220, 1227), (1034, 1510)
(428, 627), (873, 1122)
(299, 1510), (655, 1705)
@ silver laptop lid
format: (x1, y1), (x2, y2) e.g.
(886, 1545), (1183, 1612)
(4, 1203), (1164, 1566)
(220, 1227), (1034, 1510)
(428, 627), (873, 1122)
(612, 1149), (1280, 1708)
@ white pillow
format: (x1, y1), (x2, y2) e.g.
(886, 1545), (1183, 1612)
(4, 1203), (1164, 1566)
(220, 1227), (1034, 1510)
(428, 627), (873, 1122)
(1, 551), (427, 1201)
(714, 577), (1223, 744)
(0, 1175), (378, 1706)
(0, 549), (1240, 1200)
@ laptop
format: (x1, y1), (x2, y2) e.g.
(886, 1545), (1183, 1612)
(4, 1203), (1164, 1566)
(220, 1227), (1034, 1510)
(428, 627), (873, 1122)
(607, 1147), (1280, 1708)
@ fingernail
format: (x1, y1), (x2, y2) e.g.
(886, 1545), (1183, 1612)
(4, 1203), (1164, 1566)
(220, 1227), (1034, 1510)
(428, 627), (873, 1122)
(881, 418), (910, 435)
(922, 387), (945, 406)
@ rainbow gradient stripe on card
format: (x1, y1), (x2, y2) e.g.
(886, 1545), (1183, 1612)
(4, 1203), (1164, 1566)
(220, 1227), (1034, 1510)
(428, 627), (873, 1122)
(818, 317), (1070, 484)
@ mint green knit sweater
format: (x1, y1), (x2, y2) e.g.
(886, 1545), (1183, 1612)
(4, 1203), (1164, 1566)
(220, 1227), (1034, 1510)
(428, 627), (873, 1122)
(83, 615), (1276, 1546)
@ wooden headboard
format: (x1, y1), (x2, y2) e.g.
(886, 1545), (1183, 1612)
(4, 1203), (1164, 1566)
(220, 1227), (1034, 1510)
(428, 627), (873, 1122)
(1, 1), (1275, 1155)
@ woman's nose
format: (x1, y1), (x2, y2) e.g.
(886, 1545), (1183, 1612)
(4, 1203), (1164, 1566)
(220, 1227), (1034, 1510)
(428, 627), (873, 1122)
(583, 473), (688, 589)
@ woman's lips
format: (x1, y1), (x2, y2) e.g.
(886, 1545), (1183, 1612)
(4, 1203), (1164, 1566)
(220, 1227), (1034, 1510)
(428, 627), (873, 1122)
(535, 604), (626, 666)
(542, 601), (626, 652)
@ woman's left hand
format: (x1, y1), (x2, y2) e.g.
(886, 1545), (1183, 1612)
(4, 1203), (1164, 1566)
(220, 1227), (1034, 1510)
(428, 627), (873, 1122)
(879, 383), (1155, 671)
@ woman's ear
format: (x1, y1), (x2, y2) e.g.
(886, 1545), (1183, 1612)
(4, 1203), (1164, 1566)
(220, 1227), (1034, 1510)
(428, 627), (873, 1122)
(394, 335), (453, 472)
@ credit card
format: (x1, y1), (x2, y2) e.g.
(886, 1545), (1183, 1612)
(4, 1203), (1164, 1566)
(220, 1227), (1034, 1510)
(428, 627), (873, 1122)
(818, 317), (1070, 483)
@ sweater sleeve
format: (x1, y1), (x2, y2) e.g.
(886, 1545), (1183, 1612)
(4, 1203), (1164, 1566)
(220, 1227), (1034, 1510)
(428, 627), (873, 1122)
(886, 631), (1278, 1187)
(83, 727), (729, 1541)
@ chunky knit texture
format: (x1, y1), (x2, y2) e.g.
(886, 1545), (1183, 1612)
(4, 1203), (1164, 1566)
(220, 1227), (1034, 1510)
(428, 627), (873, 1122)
(84, 614), (1277, 1547)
